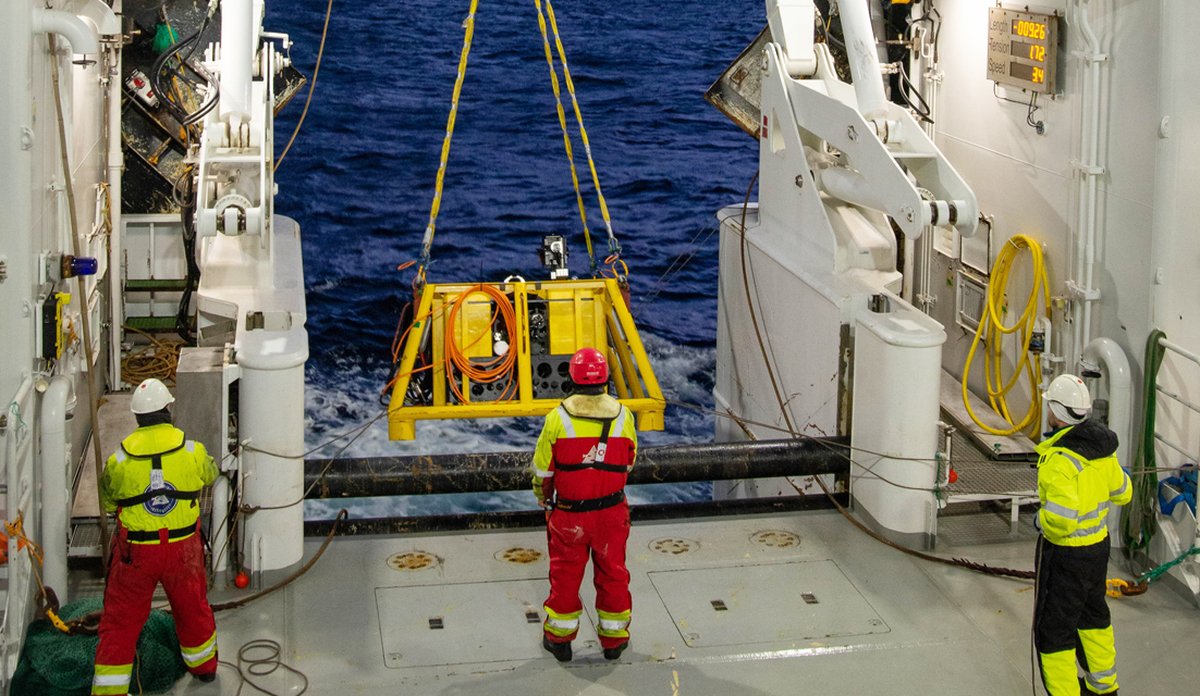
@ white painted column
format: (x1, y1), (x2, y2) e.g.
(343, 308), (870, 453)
(220, 0), (253, 129)
(850, 295), (946, 547)
(239, 354), (306, 571)
(39, 376), (73, 599)
(107, 0), (124, 383)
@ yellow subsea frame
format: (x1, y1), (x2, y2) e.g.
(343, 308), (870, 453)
(387, 278), (664, 440)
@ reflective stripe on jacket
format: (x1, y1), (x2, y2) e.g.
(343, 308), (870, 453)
(101, 424), (218, 537)
(531, 393), (637, 504)
(1036, 424), (1132, 547)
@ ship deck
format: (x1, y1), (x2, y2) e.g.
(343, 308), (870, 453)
(68, 507), (1195, 694)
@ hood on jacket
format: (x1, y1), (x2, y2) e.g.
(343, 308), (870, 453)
(1049, 419), (1119, 460)
(561, 393), (622, 420)
(121, 423), (186, 458)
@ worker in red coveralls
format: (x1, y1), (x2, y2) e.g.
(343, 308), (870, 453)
(92, 379), (219, 694)
(533, 347), (637, 663)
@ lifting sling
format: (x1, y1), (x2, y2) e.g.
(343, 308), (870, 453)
(387, 1), (663, 440)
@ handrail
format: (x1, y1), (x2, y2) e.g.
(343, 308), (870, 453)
(1159, 337), (1200, 366)
(1147, 334), (1200, 601)
(2, 376), (36, 685)
(1153, 384), (1200, 417)
(1153, 336), (1200, 464)
(1153, 433), (1198, 465)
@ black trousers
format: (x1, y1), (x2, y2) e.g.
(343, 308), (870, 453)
(1034, 535), (1113, 692)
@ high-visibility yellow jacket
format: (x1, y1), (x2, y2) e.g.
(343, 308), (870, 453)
(531, 393), (638, 505)
(1036, 420), (1131, 547)
(101, 423), (218, 541)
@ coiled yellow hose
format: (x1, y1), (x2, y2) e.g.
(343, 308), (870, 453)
(960, 234), (1051, 436)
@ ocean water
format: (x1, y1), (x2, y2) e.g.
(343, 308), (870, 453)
(264, 0), (762, 517)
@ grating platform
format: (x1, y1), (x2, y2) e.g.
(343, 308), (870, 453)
(939, 417), (1039, 536)
(937, 505), (1040, 547)
(943, 425), (1038, 498)
(68, 522), (103, 559)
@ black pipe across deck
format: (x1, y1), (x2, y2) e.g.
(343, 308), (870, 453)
(304, 493), (849, 536)
(301, 438), (850, 535)
(303, 437), (850, 499)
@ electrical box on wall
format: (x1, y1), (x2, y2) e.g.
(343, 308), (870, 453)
(987, 7), (1060, 94)
(956, 270), (988, 333)
(40, 291), (69, 360)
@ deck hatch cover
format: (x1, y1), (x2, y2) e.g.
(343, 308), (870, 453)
(375, 579), (598, 668)
(648, 560), (889, 648)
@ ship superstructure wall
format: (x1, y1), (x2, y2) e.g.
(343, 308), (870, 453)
(1, 0), (118, 681)
(1, 0), (114, 475)
(926, 0), (1200, 441)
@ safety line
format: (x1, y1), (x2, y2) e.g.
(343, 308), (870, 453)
(533, 0), (596, 272)
(544, 0), (617, 254)
(417, 0), (482, 285)
(535, 0), (622, 273)
(276, 0), (335, 170)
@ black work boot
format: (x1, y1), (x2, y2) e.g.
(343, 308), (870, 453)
(542, 636), (572, 662)
(195, 672), (216, 683)
(603, 641), (628, 661)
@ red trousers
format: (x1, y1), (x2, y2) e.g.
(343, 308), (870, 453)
(543, 503), (632, 649)
(92, 531), (217, 695)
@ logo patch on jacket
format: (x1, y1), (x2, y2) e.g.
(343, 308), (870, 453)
(142, 480), (178, 516)
(582, 443), (608, 464)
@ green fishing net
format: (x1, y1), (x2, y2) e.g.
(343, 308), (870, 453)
(10, 597), (186, 695)
(152, 23), (180, 56)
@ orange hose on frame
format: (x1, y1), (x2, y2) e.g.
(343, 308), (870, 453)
(444, 284), (518, 403)
(381, 283), (522, 405)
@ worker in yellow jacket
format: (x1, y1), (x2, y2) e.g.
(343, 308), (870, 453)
(92, 379), (219, 695)
(1034, 374), (1132, 696)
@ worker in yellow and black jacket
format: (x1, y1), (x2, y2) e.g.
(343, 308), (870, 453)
(1034, 374), (1132, 696)
(92, 379), (219, 695)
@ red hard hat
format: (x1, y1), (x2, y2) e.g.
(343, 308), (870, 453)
(568, 347), (608, 385)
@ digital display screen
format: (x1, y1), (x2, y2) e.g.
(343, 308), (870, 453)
(1012, 19), (1048, 41)
(988, 8), (1057, 93)
(1010, 40), (1047, 63)
(1008, 62), (1045, 85)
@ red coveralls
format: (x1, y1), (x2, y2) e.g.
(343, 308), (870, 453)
(92, 424), (219, 695)
(533, 395), (637, 649)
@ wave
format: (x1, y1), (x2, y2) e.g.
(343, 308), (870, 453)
(302, 330), (716, 518)
(268, 0), (763, 519)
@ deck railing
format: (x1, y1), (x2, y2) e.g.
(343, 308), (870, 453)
(1153, 337), (1200, 464)
(1, 376), (37, 686)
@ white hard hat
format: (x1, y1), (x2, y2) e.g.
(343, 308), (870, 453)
(131, 378), (175, 414)
(1043, 374), (1091, 425)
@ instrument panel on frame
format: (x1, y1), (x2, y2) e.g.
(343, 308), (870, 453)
(987, 7), (1059, 94)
